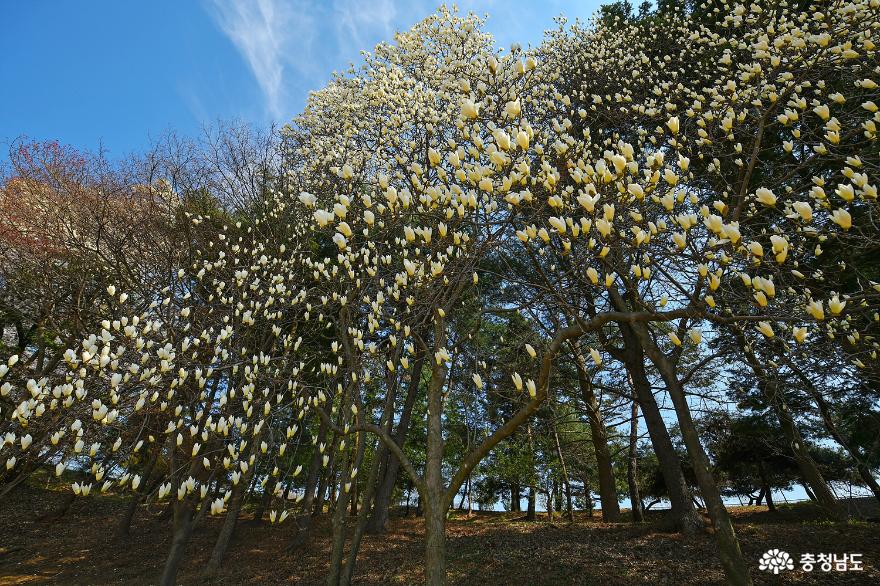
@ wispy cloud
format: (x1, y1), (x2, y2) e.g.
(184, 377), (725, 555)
(332, 0), (401, 57)
(207, 0), (316, 119)
(205, 0), (603, 121)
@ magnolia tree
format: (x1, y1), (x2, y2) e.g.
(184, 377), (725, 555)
(513, 1), (880, 582)
(1, 3), (879, 586)
(284, 9), (590, 583)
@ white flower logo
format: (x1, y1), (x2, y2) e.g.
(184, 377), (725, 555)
(759, 549), (794, 574)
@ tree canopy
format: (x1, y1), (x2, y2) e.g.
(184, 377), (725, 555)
(2, 2), (879, 585)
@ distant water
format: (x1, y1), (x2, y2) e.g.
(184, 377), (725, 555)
(433, 483), (876, 513)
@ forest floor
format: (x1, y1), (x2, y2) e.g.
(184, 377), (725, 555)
(1, 485), (879, 585)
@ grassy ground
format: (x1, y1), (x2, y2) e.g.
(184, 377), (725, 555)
(0, 485), (878, 585)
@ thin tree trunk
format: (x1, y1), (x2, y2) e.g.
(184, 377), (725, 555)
(583, 473), (594, 517)
(627, 393), (644, 523)
(526, 423), (537, 522)
(615, 325), (702, 534)
(552, 423), (575, 523)
(565, 477), (574, 522)
(192, 482), (216, 529)
(573, 345), (620, 521)
(526, 485), (536, 521)
(734, 330), (846, 520)
(253, 482), (274, 522)
(316, 414), (343, 517)
(337, 362), (393, 585)
(161, 461), (217, 586)
(159, 503), (196, 586)
(325, 451), (354, 586)
(368, 352), (425, 533)
(424, 327), (449, 586)
(802, 482), (817, 501)
(554, 478), (563, 514)
(288, 422), (327, 552)
(327, 370), (367, 586)
(787, 360), (880, 504)
(350, 482), (358, 516)
(757, 462), (775, 511)
(202, 482), (244, 579)
(340, 435), (385, 585)
(637, 323), (752, 586)
(203, 437), (261, 581)
(116, 444), (161, 538)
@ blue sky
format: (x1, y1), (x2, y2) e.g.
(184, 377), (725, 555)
(1, 0), (603, 159)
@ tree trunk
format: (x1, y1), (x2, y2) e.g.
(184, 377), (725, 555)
(424, 501), (447, 586)
(367, 352), (425, 533)
(202, 482), (244, 580)
(203, 436), (261, 581)
(424, 330), (448, 586)
(854, 462), (880, 504)
(116, 445), (161, 538)
(616, 324), (702, 534)
(117, 493), (142, 537)
(734, 330), (846, 520)
(159, 502), (196, 586)
(627, 394), (644, 523)
(316, 415), (343, 517)
(758, 462), (776, 512)
(573, 347), (620, 522)
(526, 486), (536, 521)
(552, 423), (575, 523)
(339, 362), (394, 586)
(340, 436), (385, 585)
(583, 473), (594, 517)
(788, 360), (880, 505)
(253, 482), (274, 522)
(328, 378), (368, 586)
(192, 482), (216, 529)
(774, 394), (842, 516)
(764, 487), (776, 512)
(802, 482), (817, 501)
(555, 478), (563, 514)
(565, 476), (574, 522)
(637, 323), (752, 586)
(326, 455), (354, 586)
(288, 420), (328, 552)
(753, 488), (764, 507)
(526, 423), (537, 522)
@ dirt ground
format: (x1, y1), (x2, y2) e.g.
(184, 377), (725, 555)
(1, 485), (878, 585)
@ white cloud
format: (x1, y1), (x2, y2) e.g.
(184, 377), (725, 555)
(206, 0), (603, 121)
(207, 0), (316, 119)
(332, 0), (401, 56)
